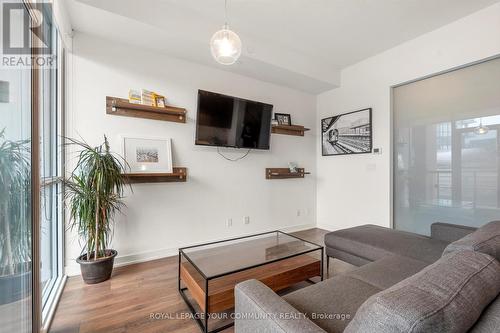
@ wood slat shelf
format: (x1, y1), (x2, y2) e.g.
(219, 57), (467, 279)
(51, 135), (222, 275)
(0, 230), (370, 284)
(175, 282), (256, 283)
(266, 168), (310, 179)
(271, 124), (310, 136)
(122, 167), (187, 183)
(106, 96), (187, 123)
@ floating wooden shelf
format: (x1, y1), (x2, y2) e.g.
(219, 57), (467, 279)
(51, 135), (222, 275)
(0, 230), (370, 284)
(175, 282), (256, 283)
(271, 124), (310, 136)
(122, 167), (187, 183)
(266, 168), (310, 179)
(106, 96), (187, 123)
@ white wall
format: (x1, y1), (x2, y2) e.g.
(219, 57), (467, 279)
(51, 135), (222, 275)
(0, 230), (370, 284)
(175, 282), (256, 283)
(65, 33), (317, 275)
(316, 3), (500, 231)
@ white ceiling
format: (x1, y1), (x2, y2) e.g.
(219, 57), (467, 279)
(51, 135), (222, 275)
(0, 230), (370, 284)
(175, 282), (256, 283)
(66, 0), (500, 94)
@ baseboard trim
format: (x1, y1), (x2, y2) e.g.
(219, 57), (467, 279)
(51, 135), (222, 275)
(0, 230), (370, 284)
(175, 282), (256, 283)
(316, 223), (342, 232)
(65, 223), (316, 276)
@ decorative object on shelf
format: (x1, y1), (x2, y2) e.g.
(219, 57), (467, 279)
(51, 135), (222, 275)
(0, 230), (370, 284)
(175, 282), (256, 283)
(321, 108), (372, 156)
(210, 0), (242, 65)
(106, 96), (187, 123)
(65, 135), (130, 284)
(141, 89), (156, 106)
(128, 89), (141, 104)
(122, 167), (187, 184)
(271, 118), (278, 126)
(266, 168), (310, 179)
(122, 136), (173, 174)
(288, 162), (298, 173)
(155, 95), (166, 108)
(271, 124), (310, 136)
(275, 113), (292, 126)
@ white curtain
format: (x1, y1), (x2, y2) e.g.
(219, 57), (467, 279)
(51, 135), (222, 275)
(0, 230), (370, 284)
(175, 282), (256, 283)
(393, 57), (500, 235)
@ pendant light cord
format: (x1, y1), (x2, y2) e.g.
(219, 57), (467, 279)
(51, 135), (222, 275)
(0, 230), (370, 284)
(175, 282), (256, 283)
(224, 0), (228, 27)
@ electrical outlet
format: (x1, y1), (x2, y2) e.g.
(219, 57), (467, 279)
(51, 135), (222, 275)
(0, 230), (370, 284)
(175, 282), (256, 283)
(226, 218), (233, 227)
(244, 216), (250, 224)
(296, 209), (301, 217)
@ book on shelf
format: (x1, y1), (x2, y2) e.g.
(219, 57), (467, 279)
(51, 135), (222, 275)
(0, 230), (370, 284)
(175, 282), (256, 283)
(128, 89), (168, 108)
(141, 89), (156, 106)
(128, 89), (141, 104)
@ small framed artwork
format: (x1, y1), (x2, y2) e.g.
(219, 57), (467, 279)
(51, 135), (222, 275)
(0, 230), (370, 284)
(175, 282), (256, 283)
(122, 136), (173, 173)
(155, 96), (166, 107)
(275, 113), (291, 126)
(321, 108), (372, 156)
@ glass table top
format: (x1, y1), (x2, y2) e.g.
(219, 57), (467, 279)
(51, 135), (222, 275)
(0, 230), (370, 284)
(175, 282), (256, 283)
(180, 231), (322, 279)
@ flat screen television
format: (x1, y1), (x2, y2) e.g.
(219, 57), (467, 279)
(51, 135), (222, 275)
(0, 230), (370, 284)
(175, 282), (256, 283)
(195, 90), (273, 150)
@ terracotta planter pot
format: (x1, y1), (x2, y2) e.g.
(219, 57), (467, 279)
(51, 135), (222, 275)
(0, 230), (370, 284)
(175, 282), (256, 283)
(77, 249), (117, 284)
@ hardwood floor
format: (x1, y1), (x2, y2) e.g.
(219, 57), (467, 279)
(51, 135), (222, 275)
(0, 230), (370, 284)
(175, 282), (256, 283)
(50, 228), (355, 333)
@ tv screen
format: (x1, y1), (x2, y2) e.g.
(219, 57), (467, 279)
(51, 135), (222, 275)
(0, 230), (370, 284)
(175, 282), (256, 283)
(195, 90), (273, 150)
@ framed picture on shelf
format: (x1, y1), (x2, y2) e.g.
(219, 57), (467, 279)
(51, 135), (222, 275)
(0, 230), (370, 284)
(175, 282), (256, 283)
(321, 108), (372, 156)
(275, 113), (292, 126)
(121, 136), (173, 173)
(155, 95), (166, 107)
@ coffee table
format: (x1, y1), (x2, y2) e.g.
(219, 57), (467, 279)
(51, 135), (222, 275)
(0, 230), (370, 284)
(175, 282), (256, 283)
(178, 230), (324, 333)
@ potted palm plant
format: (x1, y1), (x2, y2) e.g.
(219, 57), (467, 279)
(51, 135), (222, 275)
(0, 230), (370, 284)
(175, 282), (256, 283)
(0, 130), (31, 304)
(65, 136), (129, 284)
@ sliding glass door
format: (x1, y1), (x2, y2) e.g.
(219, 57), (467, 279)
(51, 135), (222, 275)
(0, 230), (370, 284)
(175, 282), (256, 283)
(0, 1), (33, 332)
(1, 1), (64, 331)
(40, 12), (64, 320)
(393, 57), (500, 235)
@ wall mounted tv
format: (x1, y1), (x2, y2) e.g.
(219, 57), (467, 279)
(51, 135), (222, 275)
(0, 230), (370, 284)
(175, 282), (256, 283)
(195, 90), (273, 150)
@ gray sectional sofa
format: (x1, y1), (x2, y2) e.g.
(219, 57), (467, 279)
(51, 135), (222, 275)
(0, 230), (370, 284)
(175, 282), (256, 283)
(234, 221), (500, 333)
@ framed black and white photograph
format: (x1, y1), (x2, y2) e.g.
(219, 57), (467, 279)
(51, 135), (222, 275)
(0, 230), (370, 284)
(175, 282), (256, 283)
(122, 136), (173, 173)
(275, 113), (292, 126)
(321, 108), (372, 156)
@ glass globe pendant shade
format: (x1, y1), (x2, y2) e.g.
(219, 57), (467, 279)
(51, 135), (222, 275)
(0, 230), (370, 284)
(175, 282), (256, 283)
(475, 125), (489, 135)
(210, 25), (242, 65)
(475, 119), (489, 135)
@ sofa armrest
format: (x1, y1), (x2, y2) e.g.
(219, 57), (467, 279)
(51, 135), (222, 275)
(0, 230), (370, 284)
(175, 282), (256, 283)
(431, 222), (477, 243)
(235, 279), (325, 333)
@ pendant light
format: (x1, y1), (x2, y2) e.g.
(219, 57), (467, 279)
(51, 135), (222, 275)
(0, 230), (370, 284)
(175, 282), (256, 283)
(475, 118), (489, 135)
(210, 0), (242, 65)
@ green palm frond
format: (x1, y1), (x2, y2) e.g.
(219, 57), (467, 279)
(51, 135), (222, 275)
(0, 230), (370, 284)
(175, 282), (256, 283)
(0, 129), (31, 276)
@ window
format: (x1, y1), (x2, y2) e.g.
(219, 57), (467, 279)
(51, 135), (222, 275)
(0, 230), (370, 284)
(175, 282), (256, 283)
(393, 57), (500, 235)
(39, 9), (64, 325)
(0, 1), (33, 332)
(1, 1), (64, 331)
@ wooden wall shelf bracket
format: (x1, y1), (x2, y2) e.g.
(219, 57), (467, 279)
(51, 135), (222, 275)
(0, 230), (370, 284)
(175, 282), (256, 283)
(271, 124), (310, 136)
(122, 167), (187, 183)
(266, 168), (310, 179)
(106, 96), (187, 123)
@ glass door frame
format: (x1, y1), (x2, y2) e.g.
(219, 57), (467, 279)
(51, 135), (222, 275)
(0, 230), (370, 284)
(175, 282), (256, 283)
(27, 0), (41, 331)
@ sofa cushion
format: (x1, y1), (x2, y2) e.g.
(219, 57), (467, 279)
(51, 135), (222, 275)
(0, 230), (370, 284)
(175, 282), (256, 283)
(283, 275), (381, 333)
(346, 255), (429, 290)
(431, 222), (477, 243)
(344, 250), (500, 333)
(469, 295), (500, 333)
(325, 224), (448, 264)
(443, 220), (500, 261)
